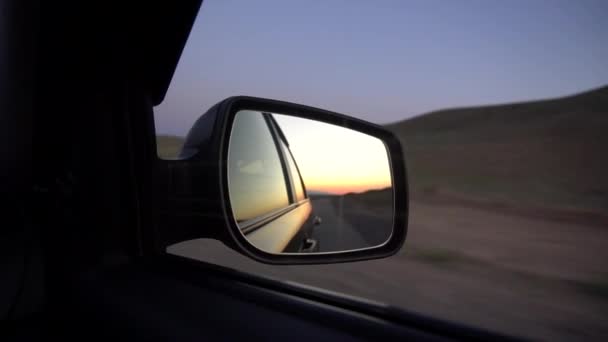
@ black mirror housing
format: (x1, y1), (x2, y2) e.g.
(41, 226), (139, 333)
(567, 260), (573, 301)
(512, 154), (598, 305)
(157, 96), (409, 265)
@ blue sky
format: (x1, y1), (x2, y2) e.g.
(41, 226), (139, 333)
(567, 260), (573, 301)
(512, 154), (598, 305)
(154, 0), (608, 136)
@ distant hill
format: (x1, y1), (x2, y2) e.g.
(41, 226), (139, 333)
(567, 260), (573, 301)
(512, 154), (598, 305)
(342, 187), (392, 206)
(307, 190), (335, 197)
(386, 85), (608, 212)
(156, 135), (185, 159)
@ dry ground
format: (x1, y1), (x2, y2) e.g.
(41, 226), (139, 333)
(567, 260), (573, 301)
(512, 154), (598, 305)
(170, 196), (608, 341)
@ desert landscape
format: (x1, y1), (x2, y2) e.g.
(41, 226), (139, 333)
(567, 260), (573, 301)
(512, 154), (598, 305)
(162, 85), (608, 341)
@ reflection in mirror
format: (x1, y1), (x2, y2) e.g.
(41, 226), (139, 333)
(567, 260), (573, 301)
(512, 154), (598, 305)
(227, 110), (394, 254)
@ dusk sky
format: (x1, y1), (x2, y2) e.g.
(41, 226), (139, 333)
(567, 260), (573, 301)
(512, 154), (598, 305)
(154, 0), (608, 137)
(273, 113), (392, 195)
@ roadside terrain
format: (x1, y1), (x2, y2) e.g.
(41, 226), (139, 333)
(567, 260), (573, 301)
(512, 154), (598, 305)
(387, 85), (608, 213)
(171, 200), (608, 341)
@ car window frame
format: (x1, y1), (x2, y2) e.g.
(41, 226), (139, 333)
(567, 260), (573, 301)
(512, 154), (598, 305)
(261, 113), (296, 203)
(267, 114), (309, 204)
(281, 142), (307, 202)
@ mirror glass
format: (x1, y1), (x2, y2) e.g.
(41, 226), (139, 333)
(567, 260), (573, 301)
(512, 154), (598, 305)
(227, 110), (394, 254)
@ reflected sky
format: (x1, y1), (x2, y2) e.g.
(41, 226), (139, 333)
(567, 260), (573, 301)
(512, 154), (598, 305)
(274, 114), (392, 195)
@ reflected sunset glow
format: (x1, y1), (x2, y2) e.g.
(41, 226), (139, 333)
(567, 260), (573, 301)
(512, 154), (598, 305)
(274, 114), (392, 195)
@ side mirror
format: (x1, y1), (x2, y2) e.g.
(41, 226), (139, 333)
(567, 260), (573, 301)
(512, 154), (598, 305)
(160, 96), (408, 264)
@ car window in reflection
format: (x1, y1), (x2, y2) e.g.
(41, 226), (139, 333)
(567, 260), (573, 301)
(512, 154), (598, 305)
(228, 111), (289, 222)
(280, 139), (306, 202)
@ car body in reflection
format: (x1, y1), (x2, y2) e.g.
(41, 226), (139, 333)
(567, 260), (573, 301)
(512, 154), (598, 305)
(228, 112), (320, 253)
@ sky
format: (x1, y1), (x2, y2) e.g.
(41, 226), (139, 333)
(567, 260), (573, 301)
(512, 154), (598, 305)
(273, 113), (392, 195)
(154, 0), (608, 137)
